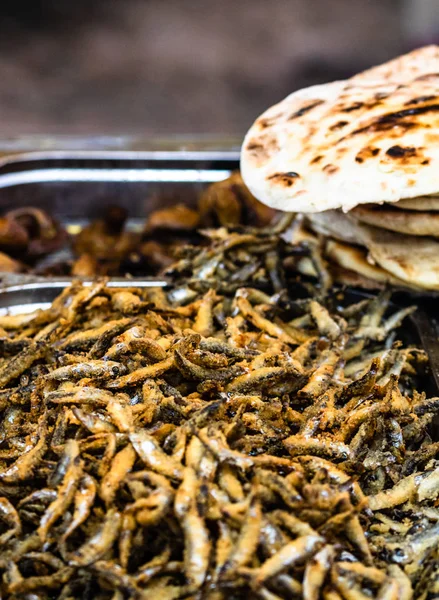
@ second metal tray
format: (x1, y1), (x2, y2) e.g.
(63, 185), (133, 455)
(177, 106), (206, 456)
(0, 137), (241, 283)
(0, 137), (240, 225)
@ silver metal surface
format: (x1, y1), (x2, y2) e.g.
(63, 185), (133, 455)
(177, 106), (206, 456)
(0, 168), (234, 189)
(0, 137), (240, 282)
(0, 137), (241, 186)
(0, 135), (242, 160)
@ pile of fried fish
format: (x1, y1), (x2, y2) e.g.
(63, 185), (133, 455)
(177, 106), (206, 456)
(0, 225), (437, 599)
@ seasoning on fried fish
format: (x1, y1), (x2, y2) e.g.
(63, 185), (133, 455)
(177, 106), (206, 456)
(0, 266), (434, 599)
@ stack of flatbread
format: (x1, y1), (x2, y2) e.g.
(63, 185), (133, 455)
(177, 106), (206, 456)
(240, 45), (439, 292)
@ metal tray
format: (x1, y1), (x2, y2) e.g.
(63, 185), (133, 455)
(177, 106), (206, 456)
(0, 135), (241, 282)
(0, 135), (240, 219)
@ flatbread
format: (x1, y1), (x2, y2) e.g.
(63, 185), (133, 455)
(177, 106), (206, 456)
(352, 204), (439, 237)
(325, 239), (417, 289)
(295, 257), (389, 290)
(294, 238), (416, 291)
(287, 217), (420, 290)
(241, 45), (439, 213)
(329, 265), (387, 291)
(306, 211), (366, 246)
(304, 211), (439, 289)
(393, 195), (439, 211)
(361, 226), (439, 290)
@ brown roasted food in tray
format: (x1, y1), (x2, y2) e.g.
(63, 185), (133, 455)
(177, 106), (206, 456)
(0, 225), (437, 599)
(0, 207), (65, 273)
(0, 172), (277, 278)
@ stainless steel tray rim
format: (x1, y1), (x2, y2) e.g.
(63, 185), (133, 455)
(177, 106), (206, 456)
(0, 149), (241, 165)
(0, 167), (234, 189)
(0, 135), (243, 164)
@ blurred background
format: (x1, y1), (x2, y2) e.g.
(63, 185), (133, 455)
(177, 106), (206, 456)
(0, 0), (438, 138)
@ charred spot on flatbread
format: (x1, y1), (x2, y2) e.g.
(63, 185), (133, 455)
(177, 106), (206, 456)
(322, 164), (338, 175)
(257, 113), (285, 129)
(245, 134), (280, 166)
(329, 120), (349, 131)
(288, 99), (324, 120)
(386, 145), (417, 158)
(355, 146), (381, 163)
(267, 172), (300, 187)
(351, 103), (439, 138)
(382, 145), (430, 167)
(340, 101), (365, 113)
(405, 94), (438, 106)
